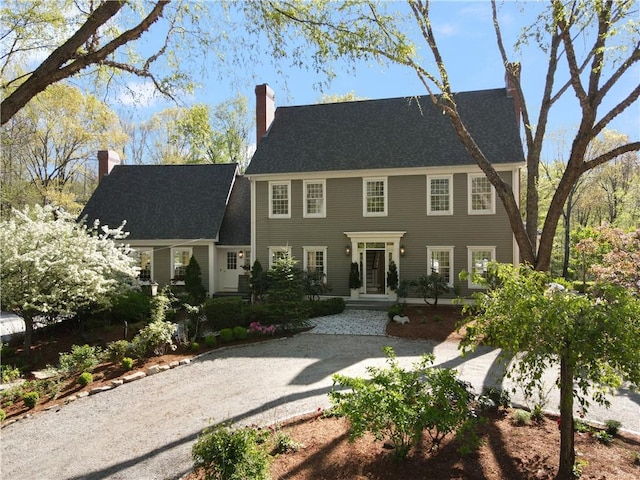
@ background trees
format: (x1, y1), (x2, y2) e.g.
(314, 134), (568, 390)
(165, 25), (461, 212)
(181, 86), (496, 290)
(0, 84), (126, 214)
(0, 205), (139, 352)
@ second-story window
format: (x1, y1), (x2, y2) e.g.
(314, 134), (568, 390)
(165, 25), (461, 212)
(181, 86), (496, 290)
(363, 177), (387, 216)
(427, 175), (453, 215)
(468, 173), (495, 214)
(304, 180), (326, 218)
(269, 181), (291, 218)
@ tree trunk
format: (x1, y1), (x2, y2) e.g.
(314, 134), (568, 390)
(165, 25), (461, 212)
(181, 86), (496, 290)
(23, 314), (34, 355)
(557, 353), (576, 479)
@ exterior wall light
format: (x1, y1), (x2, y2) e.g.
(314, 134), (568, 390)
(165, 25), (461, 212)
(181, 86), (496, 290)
(400, 245), (406, 256)
(345, 245), (351, 256)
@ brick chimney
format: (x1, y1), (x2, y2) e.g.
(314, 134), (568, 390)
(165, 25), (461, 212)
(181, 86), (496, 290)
(505, 62), (522, 124)
(255, 84), (275, 146)
(98, 150), (121, 182)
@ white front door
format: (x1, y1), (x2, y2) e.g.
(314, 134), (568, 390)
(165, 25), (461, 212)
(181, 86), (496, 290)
(221, 250), (240, 291)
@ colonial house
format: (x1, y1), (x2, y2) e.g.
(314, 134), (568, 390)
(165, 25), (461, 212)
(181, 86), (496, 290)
(245, 83), (525, 299)
(80, 153), (250, 296)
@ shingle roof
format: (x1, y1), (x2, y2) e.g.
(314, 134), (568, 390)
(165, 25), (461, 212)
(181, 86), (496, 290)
(80, 163), (238, 240)
(246, 88), (524, 175)
(218, 175), (250, 245)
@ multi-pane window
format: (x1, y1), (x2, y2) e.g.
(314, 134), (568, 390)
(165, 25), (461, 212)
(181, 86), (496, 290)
(137, 249), (153, 283)
(467, 247), (495, 288)
(227, 251), (238, 270)
(171, 248), (192, 282)
(468, 174), (495, 214)
(364, 178), (387, 216)
(304, 248), (326, 274)
(269, 181), (290, 218)
(427, 247), (453, 285)
(304, 180), (325, 217)
(427, 175), (453, 215)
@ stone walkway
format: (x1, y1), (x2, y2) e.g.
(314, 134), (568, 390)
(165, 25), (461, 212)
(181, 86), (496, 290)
(306, 309), (389, 335)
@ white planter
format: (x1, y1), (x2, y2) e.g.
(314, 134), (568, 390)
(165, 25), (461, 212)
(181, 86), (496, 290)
(388, 291), (398, 302)
(350, 289), (360, 299)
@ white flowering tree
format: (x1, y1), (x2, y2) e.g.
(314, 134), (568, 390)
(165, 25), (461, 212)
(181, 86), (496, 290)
(0, 205), (139, 353)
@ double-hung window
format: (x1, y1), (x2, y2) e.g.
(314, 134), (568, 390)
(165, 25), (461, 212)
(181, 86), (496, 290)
(426, 247), (454, 286)
(427, 175), (453, 215)
(303, 180), (326, 218)
(468, 173), (495, 214)
(467, 246), (495, 288)
(171, 247), (192, 283)
(303, 247), (327, 276)
(363, 177), (387, 216)
(136, 248), (153, 283)
(269, 181), (291, 218)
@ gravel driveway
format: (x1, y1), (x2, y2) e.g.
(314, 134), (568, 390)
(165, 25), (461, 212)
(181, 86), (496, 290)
(2, 318), (638, 479)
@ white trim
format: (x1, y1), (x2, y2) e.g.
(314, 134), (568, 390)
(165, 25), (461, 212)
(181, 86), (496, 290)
(268, 180), (291, 218)
(208, 243), (215, 295)
(303, 246), (328, 277)
(467, 173), (496, 215)
(426, 246), (454, 286)
(246, 162), (525, 182)
(250, 180), (256, 267)
(363, 177), (387, 217)
(427, 174), (453, 215)
(303, 179), (326, 218)
(268, 245), (292, 268)
(467, 246), (496, 289)
(512, 168), (521, 267)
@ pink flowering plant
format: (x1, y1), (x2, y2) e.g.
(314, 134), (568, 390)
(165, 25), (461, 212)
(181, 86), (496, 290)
(249, 322), (276, 336)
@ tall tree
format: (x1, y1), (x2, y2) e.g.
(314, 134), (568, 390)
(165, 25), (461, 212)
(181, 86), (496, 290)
(0, 204), (139, 353)
(0, 0), (234, 124)
(1, 83), (126, 212)
(250, 0), (640, 271)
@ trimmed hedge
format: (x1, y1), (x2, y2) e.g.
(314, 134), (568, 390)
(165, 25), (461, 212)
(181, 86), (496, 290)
(202, 297), (246, 330)
(306, 297), (346, 318)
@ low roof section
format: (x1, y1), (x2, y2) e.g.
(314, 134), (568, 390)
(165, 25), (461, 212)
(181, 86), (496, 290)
(246, 88), (525, 175)
(81, 163), (239, 241)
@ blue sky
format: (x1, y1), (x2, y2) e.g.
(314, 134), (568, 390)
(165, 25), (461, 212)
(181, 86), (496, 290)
(115, 1), (639, 154)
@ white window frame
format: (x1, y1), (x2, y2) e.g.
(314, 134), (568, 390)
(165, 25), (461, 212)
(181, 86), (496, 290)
(363, 177), (387, 217)
(426, 246), (454, 286)
(269, 181), (291, 218)
(171, 247), (193, 285)
(303, 246), (328, 277)
(135, 248), (154, 284)
(427, 175), (453, 215)
(467, 246), (496, 289)
(303, 180), (326, 218)
(468, 173), (496, 215)
(268, 246), (292, 269)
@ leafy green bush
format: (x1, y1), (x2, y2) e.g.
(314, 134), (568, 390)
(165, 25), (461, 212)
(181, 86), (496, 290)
(23, 391), (40, 409)
(149, 290), (172, 324)
(265, 301), (310, 329)
(244, 304), (271, 325)
(106, 340), (130, 362)
(232, 326), (247, 340)
(131, 320), (177, 357)
(192, 424), (271, 480)
(0, 408), (5, 421)
(272, 431), (302, 454)
(605, 419), (622, 436)
(58, 344), (103, 375)
(204, 335), (217, 347)
(302, 270), (331, 301)
(190, 342), (200, 351)
(121, 357), (134, 371)
(329, 347), (475, 459)
(1, 364), (21, 384)
(387, 303), (403, 320)
(512, 409), (532, 426)
(219, 328), (234, 343)
(108, 290), (151, 323)
(185, 256), (207, 305)
(415, 272), (450, 307)
(202, 297), (245, 330)
(594, 430), (613, 445)
(77, 372), (93, 387)
(306, 297), (345, 318)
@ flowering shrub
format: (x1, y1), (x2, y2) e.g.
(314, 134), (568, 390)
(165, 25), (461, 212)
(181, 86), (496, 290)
(58, 344), (103, 375)
(131, 320), (177, 357)
(249, 322), (276, 336)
